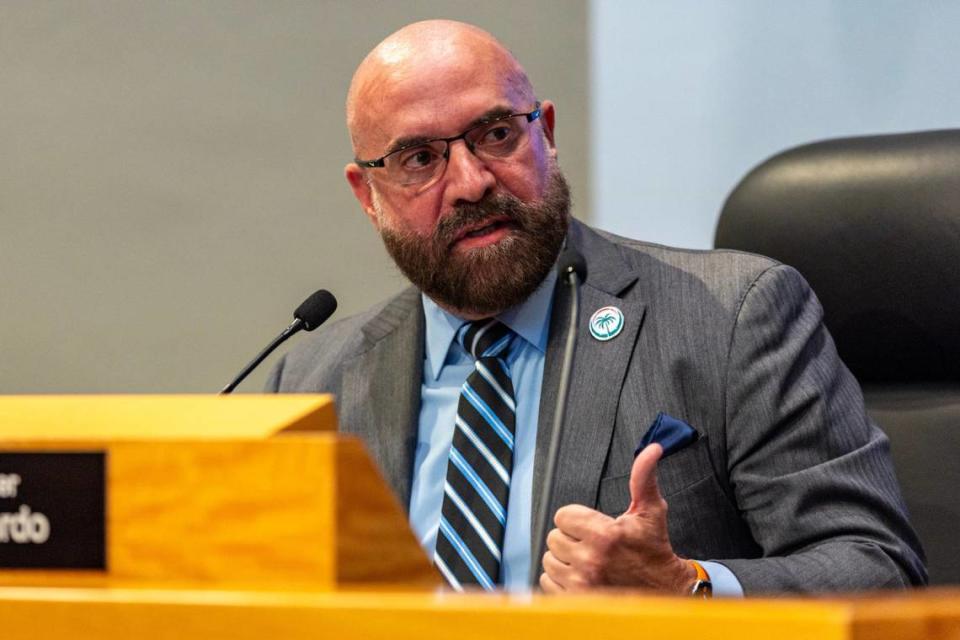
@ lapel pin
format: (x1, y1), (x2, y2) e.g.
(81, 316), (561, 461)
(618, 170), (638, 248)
(589, 306), (624, 341)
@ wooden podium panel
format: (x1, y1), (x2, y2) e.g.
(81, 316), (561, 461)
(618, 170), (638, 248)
(0, 395), (438, 591)
(0, 394), (338, 439)
(1, 587), (958, 640)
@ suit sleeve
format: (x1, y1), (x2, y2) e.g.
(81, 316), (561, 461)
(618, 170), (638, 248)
(263, 354), (286, 392)
(717, 265), (927, 593)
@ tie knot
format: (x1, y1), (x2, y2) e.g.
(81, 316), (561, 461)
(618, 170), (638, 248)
(458, 319), (514, 360)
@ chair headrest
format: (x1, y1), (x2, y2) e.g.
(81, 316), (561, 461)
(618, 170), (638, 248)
(715, 130), (960, 382)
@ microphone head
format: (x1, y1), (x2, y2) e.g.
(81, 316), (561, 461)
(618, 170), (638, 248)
(294, 289), (338, 331)
(557, 248), (587, 283)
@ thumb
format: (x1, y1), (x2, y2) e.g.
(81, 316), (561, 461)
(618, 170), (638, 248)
(625, 443), (663, 515)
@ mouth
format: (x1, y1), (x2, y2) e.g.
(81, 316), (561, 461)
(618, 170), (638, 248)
(450, 216), (517, 250)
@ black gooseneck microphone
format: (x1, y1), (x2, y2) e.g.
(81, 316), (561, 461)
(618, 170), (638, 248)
(220, 289), (338, 394)
(529, 248), (587, 586)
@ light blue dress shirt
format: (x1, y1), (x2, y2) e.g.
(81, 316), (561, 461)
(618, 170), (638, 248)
(407, 272), (743, 596)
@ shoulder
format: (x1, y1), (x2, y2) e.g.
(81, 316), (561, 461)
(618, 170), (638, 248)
(574, 220), (795, 313)
(269, 286), (422, 391)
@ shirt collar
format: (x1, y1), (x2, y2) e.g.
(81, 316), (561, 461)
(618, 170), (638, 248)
(422, 269), (557, 381)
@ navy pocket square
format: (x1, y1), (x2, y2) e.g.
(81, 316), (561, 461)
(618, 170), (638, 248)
(634, 412), (699, 458)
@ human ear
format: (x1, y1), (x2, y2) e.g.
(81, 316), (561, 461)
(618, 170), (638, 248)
(344, 163), (379, 228)
(538, 100), (557, 153)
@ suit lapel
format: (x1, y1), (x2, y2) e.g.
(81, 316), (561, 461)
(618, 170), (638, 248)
(339, 287), (424, 508)
(532, 221), (646, 553)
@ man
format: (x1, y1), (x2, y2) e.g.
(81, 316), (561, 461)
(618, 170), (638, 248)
(267, 20), (926, 595)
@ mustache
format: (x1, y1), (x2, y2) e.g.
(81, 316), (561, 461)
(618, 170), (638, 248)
(435, 194), (526, 247)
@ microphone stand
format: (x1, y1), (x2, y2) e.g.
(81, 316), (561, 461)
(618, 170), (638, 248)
(528, 262), (582, 587)
(220, 319), (303, 394)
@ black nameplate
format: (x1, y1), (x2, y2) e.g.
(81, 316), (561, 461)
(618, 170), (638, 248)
(0, 452), (106, 569)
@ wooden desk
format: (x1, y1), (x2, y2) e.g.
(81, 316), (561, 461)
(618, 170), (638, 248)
(2, 586), (958, 640)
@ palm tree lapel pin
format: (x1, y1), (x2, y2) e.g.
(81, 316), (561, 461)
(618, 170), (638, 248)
(588, 306), (624, 341)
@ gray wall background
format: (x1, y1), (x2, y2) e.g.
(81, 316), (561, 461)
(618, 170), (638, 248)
(0, 1), (589, 393)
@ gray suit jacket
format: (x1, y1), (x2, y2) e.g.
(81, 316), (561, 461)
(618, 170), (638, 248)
(267, 219), (926, 593)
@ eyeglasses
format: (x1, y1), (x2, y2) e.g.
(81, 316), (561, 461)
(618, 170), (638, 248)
(354, 103), (541, 188)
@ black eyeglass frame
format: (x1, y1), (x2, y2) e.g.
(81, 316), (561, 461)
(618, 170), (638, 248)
(353, 102), (542, 169)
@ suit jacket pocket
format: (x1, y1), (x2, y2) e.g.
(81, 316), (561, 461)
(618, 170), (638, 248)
(597, 435), (714, 516)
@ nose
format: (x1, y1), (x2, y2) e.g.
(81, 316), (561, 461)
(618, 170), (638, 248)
(442, 139), (497, 205)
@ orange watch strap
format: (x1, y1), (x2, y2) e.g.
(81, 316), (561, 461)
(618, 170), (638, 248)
(688, 559), (710, 582)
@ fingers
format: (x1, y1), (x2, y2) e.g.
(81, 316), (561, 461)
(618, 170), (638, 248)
(542, 549), (569, 575)
(539, 570), (565, 593)
(540, 506), (599, 593)
(545, 526), (579, 563)
(541, 550), (574, 592)
(626, 443), (664, 515)
(554, 504), (615, 539)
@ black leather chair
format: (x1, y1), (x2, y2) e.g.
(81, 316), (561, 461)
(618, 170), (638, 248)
(715, 130), (960, 585)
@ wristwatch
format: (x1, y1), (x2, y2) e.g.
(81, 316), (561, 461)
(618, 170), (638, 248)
(688, 560), (713, 599)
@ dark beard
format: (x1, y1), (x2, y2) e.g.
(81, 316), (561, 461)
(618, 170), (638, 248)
(379, 169), (571, 317)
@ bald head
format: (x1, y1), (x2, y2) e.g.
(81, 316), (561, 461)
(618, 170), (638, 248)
(346, 20), (536, 155)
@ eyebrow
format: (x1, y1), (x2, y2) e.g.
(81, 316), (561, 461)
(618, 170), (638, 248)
(384, 106), (517, 156)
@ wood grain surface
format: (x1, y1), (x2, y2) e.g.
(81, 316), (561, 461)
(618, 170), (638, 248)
(0, 394), (337, 440)
(1, 587), (958, 640)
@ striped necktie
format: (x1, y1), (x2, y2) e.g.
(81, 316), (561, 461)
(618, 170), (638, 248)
(434, 319), (517, 591)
